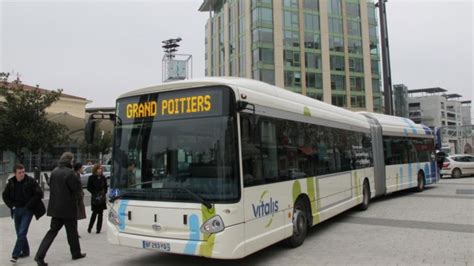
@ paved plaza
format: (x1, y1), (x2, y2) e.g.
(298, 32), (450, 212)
(1, 177), (473, 265)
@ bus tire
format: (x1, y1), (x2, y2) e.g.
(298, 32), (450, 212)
(452, 168), (462, 179)
(416, 171), (425, 192)
(284, 200), (308, 248)
(359, 180), (370, 211)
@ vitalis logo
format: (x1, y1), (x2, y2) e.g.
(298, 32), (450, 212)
(252, 191), (279, 227)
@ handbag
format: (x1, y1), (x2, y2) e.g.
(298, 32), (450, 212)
(92, 193), (105, 205)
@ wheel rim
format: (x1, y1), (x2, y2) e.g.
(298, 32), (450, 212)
(293, 209), (306, 237)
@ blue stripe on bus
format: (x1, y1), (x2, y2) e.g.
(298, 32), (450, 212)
(184, 214), (200, 255)
(424, 163), (430, 184)
(399, 166), (404, 187)
(118, 200), (129, 231)
(408, 163), (413, 185)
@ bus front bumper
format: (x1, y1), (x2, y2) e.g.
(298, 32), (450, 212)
(106, 220), (246, 259)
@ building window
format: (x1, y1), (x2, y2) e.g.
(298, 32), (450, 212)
(348, 38), (362, 54)
(284, 50), (300, 67)
(328, 17), (343, 34)
(349, 57), (364, 73)
(371, 59), (379, 74)
(283, 11), (299, 29)
(332, 95), (347, 107)
(347, 20), (361, 36)
(253, 69), (275, 85)
(350, 76), (364, 91)
(351, 95), (366, 108)
(283, 0), (299, 8)
(253, 28), (274, 45)
(304, 13), (320, 32)
(304, 32), (321, 49)
(253, 48), (274, 65)
(305, 72), (322, 89)
(372, 78), (380, 92)
(303, 0), (319, 11)
(331, 74), (345, 90)
(346, 2), (360, 19)
(330, 55), (345, 71)
(284, 31), (300, 47)
(328, 0), (342, 15)
(252, 7), (273, 26)
(305, 52), (321, 69)
(329, 36), (344, 52)
(409, 102), (420, 107)
(284, 71), (301, 87)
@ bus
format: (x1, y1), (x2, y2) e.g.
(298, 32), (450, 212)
(88, 77), (437, 259)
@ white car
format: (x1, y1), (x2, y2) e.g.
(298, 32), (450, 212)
(440, 154), (474, 178)
(80, 165), (111, 187)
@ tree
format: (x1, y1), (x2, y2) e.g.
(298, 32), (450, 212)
(0, 72), (69, 163)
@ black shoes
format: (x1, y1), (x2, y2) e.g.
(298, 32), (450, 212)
(34, 257), (48, 266)
(87, 228), (91, 233)
(72, 253), (86, 260)
(10, 257), (18, 263)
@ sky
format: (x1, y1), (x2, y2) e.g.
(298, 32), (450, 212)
(1, 0), (473, 113)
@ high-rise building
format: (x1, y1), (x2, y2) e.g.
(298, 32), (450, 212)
(199, 0), (383, 112)
(393, 84), (409, 117)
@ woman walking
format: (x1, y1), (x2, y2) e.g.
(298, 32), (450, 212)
(86, 164), (107, 234)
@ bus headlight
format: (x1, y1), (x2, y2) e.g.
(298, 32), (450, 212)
(109, 208), (121, 226)
(200, 215), (225, 234)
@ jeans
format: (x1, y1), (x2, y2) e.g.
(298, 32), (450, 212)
(12, 207), (33, 258)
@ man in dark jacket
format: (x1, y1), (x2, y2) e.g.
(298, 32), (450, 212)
(2, 164), (45, 263)
(34, 152), (86, 266)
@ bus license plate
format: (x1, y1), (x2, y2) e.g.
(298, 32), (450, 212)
(142, 240), (170, 252)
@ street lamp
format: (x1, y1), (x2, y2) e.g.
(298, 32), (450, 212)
(162, 37), (182, 59)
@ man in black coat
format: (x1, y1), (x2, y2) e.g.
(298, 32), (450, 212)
(2, 164), (45, 263)
(34, 152), (86, 266)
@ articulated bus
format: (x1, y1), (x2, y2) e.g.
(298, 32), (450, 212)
(94, 77), (438, 259)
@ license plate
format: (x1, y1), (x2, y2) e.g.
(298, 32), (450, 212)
(142, 240), (170, 252)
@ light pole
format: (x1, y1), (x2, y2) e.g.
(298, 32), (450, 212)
(376, 0), (394, 115)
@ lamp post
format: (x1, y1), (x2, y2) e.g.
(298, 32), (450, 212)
(376, 0), (394, 115)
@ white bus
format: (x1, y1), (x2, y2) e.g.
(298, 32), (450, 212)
(92, 77), (437, 259)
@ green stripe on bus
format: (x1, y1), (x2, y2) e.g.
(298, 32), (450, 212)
(292, 180), (301, 203)
(304, 106), (311, 117)
(199, 205), (216, 257)
(306, 177), (319, 225)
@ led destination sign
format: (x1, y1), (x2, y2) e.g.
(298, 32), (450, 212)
(118, 87), (230, 124)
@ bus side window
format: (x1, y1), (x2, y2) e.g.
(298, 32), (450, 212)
(241, 114), (264, 186)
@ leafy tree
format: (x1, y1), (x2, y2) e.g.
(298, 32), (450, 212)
(0, 72), (69, 163)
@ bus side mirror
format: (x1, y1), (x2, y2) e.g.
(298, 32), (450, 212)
(85, 119), (96, 144)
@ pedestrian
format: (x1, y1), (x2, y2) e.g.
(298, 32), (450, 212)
(2, 164), (46, 263)
(34, 152), (86, 266)
(87, 163), (107, 234)
(73, 163), (87, 237)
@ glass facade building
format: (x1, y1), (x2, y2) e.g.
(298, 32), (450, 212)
(200, 0), (383, 112)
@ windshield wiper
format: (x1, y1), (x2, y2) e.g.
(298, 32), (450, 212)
(171, 186), (213, 210)
(117, 180), (213, 209)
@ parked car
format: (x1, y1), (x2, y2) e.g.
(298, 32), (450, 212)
(440, 154), (474, 178)
(80, 164), (111, 187)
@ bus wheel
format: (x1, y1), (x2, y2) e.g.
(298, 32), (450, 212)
(285, 200), (308, 248)
(416, 172), (425, 192)
(359, 180), (370, 211)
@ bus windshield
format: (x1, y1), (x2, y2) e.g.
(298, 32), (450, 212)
(111, 87), (239, 203)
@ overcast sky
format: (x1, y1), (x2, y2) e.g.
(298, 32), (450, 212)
(1, 0), (473, 112)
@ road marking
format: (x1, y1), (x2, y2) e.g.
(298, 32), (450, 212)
(410, 194), (474, 200)
(456, 189), (474, 195)
(341, 216), (474, 234)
